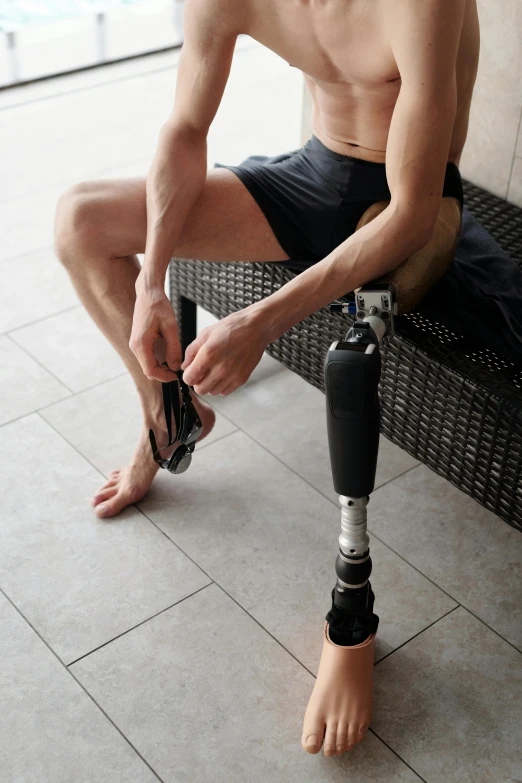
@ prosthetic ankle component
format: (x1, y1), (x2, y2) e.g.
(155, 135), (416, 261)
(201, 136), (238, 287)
(327, 496), (378, 645)
(324, 286), (396, 645)
(148, 367), (203, 474)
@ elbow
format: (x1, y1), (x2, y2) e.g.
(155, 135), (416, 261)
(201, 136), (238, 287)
(395, 209), (437, 255)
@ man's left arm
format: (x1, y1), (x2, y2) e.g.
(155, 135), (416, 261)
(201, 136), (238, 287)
(182, 0), (465, 395)
(255, 0), (466, 343)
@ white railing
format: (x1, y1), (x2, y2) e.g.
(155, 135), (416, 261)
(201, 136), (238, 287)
(0, 0), (184, 86)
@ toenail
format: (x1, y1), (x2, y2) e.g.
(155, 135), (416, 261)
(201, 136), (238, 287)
(306, 735), (318, 749)
(325, 745), (333, 752)
(97, 503), (107, 513)
(336, 744), (344, 752)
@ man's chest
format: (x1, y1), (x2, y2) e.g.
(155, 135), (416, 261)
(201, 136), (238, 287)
(246, 0), (399, 88)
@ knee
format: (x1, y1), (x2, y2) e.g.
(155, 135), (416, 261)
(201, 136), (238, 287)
(54, 182), (107, 267)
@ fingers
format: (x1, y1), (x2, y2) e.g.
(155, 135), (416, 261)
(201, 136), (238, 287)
(130, 334), (178, 383)
(180, 330), (208, 376)
(182, 347), (211, 388)
(164, 330), (182, 373)
(206, 377), (230, 396)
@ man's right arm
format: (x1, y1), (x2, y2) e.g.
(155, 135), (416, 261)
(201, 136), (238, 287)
(131, 0), (243, 381)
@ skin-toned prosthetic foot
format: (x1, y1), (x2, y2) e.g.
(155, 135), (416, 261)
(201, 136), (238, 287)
(302, 623), (375, 756)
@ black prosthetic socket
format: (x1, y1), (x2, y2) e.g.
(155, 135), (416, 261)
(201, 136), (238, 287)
(326, 581), (379, 647)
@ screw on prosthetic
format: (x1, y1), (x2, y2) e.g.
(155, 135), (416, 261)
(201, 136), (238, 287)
(325, 284), (397, 646)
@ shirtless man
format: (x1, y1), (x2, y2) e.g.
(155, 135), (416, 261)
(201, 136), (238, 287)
(54, 0), (479, 758)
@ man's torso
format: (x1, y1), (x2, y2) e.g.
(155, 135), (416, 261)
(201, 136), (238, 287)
(240, 0), (480, 164)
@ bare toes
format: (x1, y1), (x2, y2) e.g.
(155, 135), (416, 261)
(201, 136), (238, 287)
(323, 724), (338, 757)
(91, 486), (118, 507)
(95, 496), (125, 518)
(347, 725), (367, 749)
(336, 724), (348, 755)
(302, 725), (324, 754)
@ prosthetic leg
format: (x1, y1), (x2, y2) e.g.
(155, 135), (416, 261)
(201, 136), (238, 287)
(302, 199), (462, 756)
(323, 283), (396, 646)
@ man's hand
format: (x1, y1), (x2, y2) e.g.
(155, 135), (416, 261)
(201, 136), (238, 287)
(130, 282), (182, 382)
(181, 307), (267, 396)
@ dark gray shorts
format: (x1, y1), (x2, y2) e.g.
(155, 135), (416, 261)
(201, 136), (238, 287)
(214, 133), (464, 273)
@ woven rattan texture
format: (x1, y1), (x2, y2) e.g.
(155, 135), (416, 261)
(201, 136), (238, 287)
(169, 180), (522, 529)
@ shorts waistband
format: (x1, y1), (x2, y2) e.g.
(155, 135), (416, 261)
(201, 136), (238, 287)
(305, 134), (463, 206)
(306, 134), (386, 165)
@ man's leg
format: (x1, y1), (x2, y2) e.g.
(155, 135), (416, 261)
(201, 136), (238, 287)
(301, 196), (463, 758)
(54, 168), (290, 518)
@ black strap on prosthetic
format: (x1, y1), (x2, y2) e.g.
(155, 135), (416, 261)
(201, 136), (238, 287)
(326, 581), (379, 646)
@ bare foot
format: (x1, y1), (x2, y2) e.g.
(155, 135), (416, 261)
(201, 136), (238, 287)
(91, 395), (216, 518)
(302, 623), (375, 757)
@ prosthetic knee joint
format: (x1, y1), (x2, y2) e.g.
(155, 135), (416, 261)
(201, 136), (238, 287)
(324, 283), (397, 646)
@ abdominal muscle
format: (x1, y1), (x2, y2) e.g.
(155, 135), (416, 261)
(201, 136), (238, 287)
(304, 74), (400, 163)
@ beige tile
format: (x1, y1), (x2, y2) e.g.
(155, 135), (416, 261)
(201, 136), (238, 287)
(507, 156), (522, 208)
(0, 336), (70, 424)
(0, 247), (78, 333)
(10, 307), (127, 392)
(460, 0), (522, 196)
(208, 366), (419, 501)
(140, 430), (456, 672)
(0, 122), (152, 201)
(373, 607), (522, 783)
(0, 594), (157, 783)
(41, 373), (238, 476)
(0, 185), (62, 261)
(0, 414), (210, 663)
(368, 464), (522, 650)
(73, 583), (423, 783)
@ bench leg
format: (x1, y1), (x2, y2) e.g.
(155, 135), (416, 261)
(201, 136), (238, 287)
(178, 295), (197, 358)
(169, 260), (197, 359)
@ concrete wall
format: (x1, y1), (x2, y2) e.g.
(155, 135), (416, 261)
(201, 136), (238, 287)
(300, 0), (522, 205)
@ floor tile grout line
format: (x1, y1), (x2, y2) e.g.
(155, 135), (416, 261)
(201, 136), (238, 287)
(82, 494), (433, 781)
(27, 411), (522, 662)
(36, 370), (130, 415)
(218, 428), (522, 654)
(1, 304), (80, 336)
(0, 370), (127, 430)
(0, 586), (166, 783)
(6, 332), (75, 395)
(2, 419), (508, 777)
(456, 605), (522, 656)
(0, 55), (182, 113)
(132, 503), (318, 680)
(363, 530), (522, 656)
(0, 242), (56, 264)
(506, 106), (522, 198)
(67, 582), (214, 667)
(0, 38), (261, 114)
(374, 605), (461, 667)
(227, 421), (421, 511)
(23, 404), (522, 662)
(367, 728), (429, 783)
(0, 582), (426, 782)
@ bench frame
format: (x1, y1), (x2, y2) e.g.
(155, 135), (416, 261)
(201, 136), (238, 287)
(169, 180), (522, 530)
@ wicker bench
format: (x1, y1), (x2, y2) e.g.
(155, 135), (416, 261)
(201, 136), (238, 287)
(169, 180), (522, 531)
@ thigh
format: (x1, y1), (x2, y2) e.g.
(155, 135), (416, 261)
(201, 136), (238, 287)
(355, 197), (462, 315)
(76, 167), (290, 262)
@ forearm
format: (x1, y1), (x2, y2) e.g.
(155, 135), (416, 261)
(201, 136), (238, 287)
(140, 122), (208, 289)
(252, 205), (428, 343)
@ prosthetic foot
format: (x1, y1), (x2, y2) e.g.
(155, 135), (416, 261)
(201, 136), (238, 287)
(302, 285), (395, 756)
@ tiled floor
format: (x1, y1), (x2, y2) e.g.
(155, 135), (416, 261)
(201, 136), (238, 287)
(1, 39), (521, 783)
